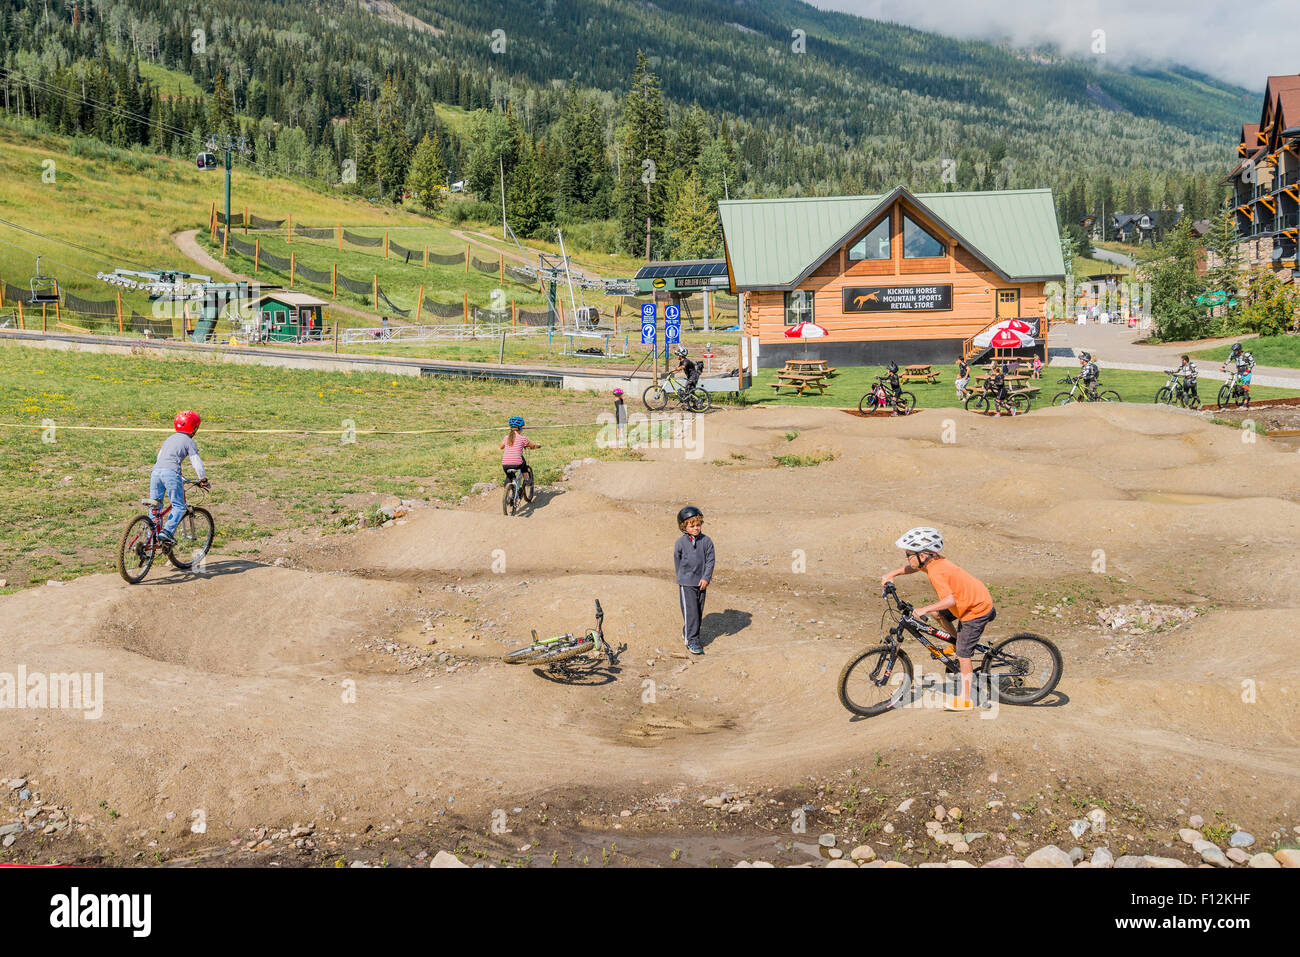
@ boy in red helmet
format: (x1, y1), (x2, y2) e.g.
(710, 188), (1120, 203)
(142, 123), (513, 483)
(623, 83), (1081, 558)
(151, 411), (209, 546)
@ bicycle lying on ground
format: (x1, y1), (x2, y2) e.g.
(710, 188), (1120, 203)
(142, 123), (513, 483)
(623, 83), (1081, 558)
(503, 463), (535, 516)
(1216, 369), (1251, 410)
(643, 374), (710, 413)
(1052, 374), (1120, 405)
(857, 377), (915, 415)
(1155, 371), (1200, 409)
(116, 479), (215, 584)
(503, 599), (615, 670)
(837, 582), (1064, 716)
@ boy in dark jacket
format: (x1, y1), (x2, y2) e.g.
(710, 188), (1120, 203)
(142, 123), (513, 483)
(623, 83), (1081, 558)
(674, 505), (715, 656)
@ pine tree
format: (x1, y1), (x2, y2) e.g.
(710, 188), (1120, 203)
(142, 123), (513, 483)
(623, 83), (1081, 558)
(507, 138), (554, 237)
(614, 51), (670, 258)
(1204, 208), (1243, 308)
(406, 131), (446, 214)
(374, 77), (411, 201)
(209, 70), (236, 136)
(666, 171), (720, 259)
(353, 96), (378, 190)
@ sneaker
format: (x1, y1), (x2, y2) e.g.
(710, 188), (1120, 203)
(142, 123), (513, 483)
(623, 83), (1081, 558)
(157, 530), (176, 547)
(944, 696), (975, 712)
(687, 642), (703, 656)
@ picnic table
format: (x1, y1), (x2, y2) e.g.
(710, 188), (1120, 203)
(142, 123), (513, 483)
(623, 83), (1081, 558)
(901, 363), (940, 384)
(771, 371), (828, 396)
(783, 358), (837, 377)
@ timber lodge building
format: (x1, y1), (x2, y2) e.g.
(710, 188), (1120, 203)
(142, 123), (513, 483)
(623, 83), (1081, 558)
(718, 186), (1065, 367)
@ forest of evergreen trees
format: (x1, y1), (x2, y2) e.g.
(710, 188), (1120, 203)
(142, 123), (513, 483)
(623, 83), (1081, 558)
(0, 0), (1257, 259)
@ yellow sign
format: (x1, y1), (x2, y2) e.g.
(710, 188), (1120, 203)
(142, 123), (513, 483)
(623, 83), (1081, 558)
(652, 278), (666, 288)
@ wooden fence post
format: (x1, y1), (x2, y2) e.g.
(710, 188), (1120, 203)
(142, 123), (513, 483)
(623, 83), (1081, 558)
(499, 254), (504, 284)
(333, 317), (339, 354)
(384, 231), (389, 259)
(423, 245), (428, 268)
(42, 303), (47, 330)
(463, 292), (468, 325)
(415, 285), (424, 324)
(243, 207), (248, 234)
(117, 291), (123, 334)
(512, 300), (516, 329)
(209, 201), (216, 238)
(290, 252), (296, 287)
(254, 239), (260, 274)
(17, 301), (24, 330)
(337, 224), (342, 251)
(332, 264), (337, 299)
(222, 227), (228, 259)
(613, 302), (619, 334)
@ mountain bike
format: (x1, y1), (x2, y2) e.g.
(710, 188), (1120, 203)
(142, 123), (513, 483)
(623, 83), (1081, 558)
(964, 383), (1029, 415)
(858, 377), (916, 415)
(503, 599), (615, 669)
(1052, 373), (1120, 405)
(1216, 368), (1251, 410)
(1155, 371), (1200, 409)
(116, 479), (215, 584)
(643, 374), (710, 413)
(502, 463), (535, 516)
(837, 582), (1063, 717)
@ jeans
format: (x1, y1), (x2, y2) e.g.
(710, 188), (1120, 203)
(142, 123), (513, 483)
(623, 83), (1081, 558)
(149, 469), (186, 536)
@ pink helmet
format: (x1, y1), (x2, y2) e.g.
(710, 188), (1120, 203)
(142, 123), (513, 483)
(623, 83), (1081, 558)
(613, 388), (624, 396)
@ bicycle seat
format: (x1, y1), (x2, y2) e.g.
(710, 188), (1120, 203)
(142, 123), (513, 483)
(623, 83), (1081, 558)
(141, 498), (160, 507)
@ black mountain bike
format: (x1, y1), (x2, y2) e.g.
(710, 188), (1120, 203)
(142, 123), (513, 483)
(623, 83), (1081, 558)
(1052, 373), (1120, 405)
(837, 582), (1063, 716)
(964, 383), (1029, 415)
(502, 463), (534, 516)
(1155, 371), (1200, 409)
(858, 376), (916, 415)
(643, 374), (710, 413)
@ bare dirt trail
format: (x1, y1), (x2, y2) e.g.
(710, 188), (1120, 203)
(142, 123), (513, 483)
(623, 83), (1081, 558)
(169, 230), (380, 325)
(3, 403), (1298, 861)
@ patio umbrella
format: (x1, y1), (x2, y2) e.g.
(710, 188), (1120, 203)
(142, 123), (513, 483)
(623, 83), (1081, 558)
(993, 318), (1033, 334)
(784, 321), (829, 358)
(973, 326), (1035, 349)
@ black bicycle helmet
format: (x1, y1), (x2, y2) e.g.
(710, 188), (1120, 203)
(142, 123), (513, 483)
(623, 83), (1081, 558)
(888, 360), (899, 373)
(1079, 351), (1091, 362)
(677, 505), (703, 529)
(1231, 342), (1243, 354)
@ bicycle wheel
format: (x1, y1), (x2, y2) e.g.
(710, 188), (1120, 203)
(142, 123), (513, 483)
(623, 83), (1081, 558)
(1051, 391), (1074, 406)
(858, 393), (875, 414)
(502, 483), (516, 516)
(1098, 390), (1121, 403)
(837, 645), (913, 717)
(1216, 383), (1235, 409)
(687, 387), (711, 413)
(503, 643), (551, 664)
(522, 468), (534, 503)
(167, 507), (215, 569)
(643, 385), (668, 411)
(894, 391), (916, 415)
(964, 393), (989, 413)
(117, 515), (157, 585)
(531, 636), (596, 666)
(1008, 393), (1030, 415)
(978, 633), (1063, 706)
(1155, 386), (1173, 405)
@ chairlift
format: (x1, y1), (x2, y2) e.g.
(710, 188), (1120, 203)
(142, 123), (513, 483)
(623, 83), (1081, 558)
(30, 256), (60, 304)
(196, 152), (218, 170)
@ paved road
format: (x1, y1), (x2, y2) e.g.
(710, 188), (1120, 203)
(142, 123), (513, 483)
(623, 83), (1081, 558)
(1090, 247), (1136, 269)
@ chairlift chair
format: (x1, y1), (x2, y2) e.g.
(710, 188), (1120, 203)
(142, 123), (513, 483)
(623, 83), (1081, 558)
(29, 256), (60, 304)
(196, 152), (218, 170)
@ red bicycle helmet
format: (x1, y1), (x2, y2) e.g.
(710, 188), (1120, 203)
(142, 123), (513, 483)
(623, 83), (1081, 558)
(174, 410), (201, 435)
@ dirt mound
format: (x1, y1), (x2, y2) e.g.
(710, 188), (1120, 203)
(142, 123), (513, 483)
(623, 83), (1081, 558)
(3, 402), (1298, 856)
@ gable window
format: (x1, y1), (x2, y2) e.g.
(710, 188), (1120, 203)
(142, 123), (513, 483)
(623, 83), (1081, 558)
(902, 214), (945, 258)
(848, 217), (891, 261)
(784, 290), (814, 326)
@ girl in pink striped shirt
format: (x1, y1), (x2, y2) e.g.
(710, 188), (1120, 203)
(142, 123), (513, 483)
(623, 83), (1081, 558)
(501, 415), (540, 496)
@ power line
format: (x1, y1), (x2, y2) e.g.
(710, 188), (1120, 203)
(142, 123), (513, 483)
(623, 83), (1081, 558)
(0, 216), (151, 272)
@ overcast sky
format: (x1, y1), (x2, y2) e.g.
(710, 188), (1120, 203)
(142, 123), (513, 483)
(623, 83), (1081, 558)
(809, 0), (1299, 91)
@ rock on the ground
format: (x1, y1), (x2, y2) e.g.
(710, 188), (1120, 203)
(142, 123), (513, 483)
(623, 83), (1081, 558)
(1087, 808), (1107, 831)
(826, 859), (857, 868)
(1228, 831), (1254, 848)
(1188, 814), (1204, 828)
(818, 833), (837, 848)
(1069, 820), (1089, 840)
(1068, 846), (1085, 863)
(850, 844), (877, 862)
(981, 855), (1021, 868)
(430, 850), (468, 868)
(1226, 848), (1250, 865)
(1114, 856), (1149, 868)
(1274, 848), (1300, 868)
(1201, 847), (1231, 868)
(1091, 848), (1115, 868)
(1143, 856), (1189, 868)
(1023, 845), (1073, 868)
(1178, 828), (1203, 844)
(896, 799), (914, 813)
(1248, 852), (1280, 868)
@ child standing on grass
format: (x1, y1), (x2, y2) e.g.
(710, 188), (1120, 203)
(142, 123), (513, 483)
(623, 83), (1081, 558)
(881, 527), (995, 713)
(152, 411), (209, 546)
(613, 388), (628, 447)
(955, 358), (971, 400)
(1031, 355), (1043, 379)
(674, 506), (714, 656)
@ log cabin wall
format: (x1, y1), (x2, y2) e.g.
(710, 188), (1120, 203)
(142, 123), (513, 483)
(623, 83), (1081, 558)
(749, 198), (1048, 367)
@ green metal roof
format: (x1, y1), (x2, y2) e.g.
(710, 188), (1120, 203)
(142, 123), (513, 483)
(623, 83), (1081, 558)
(718, 187), (1065, 289)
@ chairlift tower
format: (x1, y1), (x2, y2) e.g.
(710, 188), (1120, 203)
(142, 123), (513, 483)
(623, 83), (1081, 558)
(199, 134), (250, 242)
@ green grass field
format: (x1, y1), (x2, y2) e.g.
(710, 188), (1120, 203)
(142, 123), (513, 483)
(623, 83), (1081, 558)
(1192, 336), (1300, 369)
(0, 342), (634, 591)
(749, 364), (1300, 409)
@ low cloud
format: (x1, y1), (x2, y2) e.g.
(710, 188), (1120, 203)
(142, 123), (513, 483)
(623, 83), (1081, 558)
(810, 0), (1298, 91)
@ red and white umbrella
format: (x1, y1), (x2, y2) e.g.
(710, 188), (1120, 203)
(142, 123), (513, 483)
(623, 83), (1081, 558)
(784, 322), (828, 339)
(974, 326), (1034, 349)
(993, 318), (1033, 334)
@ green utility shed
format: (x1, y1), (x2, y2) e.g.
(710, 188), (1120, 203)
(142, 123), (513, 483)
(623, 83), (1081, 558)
(254, 291), (328, 342)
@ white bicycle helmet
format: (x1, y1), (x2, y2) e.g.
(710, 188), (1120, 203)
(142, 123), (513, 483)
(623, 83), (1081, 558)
(895, 527), (944, 553)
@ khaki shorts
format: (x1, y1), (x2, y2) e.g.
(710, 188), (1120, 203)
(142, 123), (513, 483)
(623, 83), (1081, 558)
(937, 608), (997, 658)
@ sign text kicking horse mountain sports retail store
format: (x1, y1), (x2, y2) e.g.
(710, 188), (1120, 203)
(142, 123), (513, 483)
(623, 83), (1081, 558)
(842, 285), (953, 312)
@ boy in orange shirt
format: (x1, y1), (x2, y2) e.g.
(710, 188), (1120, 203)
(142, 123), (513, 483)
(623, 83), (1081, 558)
(881, 527), (995, 712)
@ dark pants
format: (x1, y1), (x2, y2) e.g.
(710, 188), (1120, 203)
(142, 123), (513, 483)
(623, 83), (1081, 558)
(679, 585), (706, 646)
